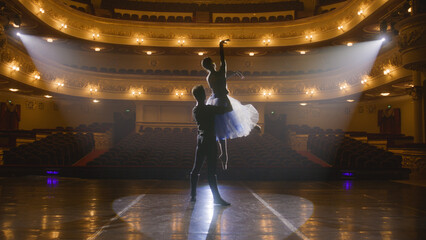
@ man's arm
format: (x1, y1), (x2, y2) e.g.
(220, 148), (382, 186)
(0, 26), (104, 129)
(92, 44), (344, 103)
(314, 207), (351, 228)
(209, 96), (233, 115)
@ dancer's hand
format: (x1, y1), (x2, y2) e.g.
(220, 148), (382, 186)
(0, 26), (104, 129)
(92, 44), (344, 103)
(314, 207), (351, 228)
(220, 39), (230, 45)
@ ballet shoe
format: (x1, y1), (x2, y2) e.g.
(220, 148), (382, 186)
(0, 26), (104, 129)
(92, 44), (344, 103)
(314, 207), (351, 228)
(214, 197), (231, 206)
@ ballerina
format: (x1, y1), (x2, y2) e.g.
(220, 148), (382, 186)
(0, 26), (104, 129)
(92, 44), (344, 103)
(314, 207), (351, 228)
(201, 39), (259, 169)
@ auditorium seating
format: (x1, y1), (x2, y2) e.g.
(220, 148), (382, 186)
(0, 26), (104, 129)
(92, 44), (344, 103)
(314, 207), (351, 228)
(307, 134), (402, 170)
(3, 132), (95, 166)
(88, 128), (320, 168)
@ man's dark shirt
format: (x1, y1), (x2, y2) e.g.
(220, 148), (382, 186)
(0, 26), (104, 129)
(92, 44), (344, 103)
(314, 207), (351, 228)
(193, 105), (229, 137)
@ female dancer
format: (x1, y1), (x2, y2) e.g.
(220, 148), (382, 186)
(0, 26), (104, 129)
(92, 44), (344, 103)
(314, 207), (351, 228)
(201, 39), (259, 169)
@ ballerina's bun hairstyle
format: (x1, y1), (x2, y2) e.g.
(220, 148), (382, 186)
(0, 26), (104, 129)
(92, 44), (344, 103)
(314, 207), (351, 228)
(201, 57), (213, 70)
(192, 85), (206, 102)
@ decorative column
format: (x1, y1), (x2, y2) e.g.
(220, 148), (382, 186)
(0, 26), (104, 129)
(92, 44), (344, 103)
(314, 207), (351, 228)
(397, 0), (426, 143)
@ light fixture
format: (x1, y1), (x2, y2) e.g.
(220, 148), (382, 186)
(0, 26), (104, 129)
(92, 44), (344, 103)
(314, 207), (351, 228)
(361, 77), (369, 85)
(198, 52), (204, 56)
(249, 52), (255, 56)
(339, 83), (348, 90)
(11, 65), (20, 71)
(357, 9), (364, 17)
(39, 8), (45, 14)
(262, 91), (272, 98)
(93, 99), (100, 103)
(383, 69), (391, 75)
(380, 92), (390, 96)
(44, 95), (52, 98)
(9, 88), (19, 92)
(46, 38), (54, 43)
(34, 74), (41, 80)
(146, 51), (152, 55)
(92, 33), (100, 40)
(300, 103), (307, 106)
(346, 99), (355, 102)
(60, 23), (67, 30)
(56, 82), (64, 87)
(305, 35), (313, 41)
(16, 32), (21, 36)
(347, 42), (353, 46)
(408, 7), (412, 13)
(305, 89), (315, 96)
(89, 88), (98, 93)
(338, 26), (344, 32)
(177, 39), (185, 46)
(136, 38), (143, 45)
(299, 51), (306, 55)
(262, 39), (271, 46)
(94, 47), (101, 52)
(175, 91), (184, 98)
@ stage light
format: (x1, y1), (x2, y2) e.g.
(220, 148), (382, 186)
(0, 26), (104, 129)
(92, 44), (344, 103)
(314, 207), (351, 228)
(381, 37), (386, 42)
(380, 92), (390, 96)
(44, 95), (52, 98)
(9, 88), (18, 92)
(16, 32), (21, 36)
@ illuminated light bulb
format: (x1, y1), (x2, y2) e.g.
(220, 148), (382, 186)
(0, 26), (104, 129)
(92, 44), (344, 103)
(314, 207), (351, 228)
(338, 26), (343, 31)
(39, 8), (45, 13)
(263, 92), (267, 96)
(61, 23), (67, 29)
(300, 51), (306, 55)
(311, 90), (315, 94)
(44, 95), (52, 98)
(46, 38), (53, 43)
(180, 92), (184, 96)
(357, 9), (364, 16)
(347, 42), (353, 46)
(383, 69), (391, 75)
(300, 103), (307, 106)
(268, 92), (271, 96)
(263, 39), (271, 46)
(198, 52), (204, 56)
(146, 51), (152, 55)
(305, 91), (309, 95)
(34, 74), (41, 80)
(132, 91), (136, 95)
(178, 39), (185, 46)
(347, 99), (355, 102)
(12, 65), (20, 71)
(9, 88), (19, 92)
(93, 99), (99, 103)
(94, 47), (101, 52)
(249, 52), (255, 56)
(136, 38), (143, 44)
(408, 7), (412, 13)
(305, 35), (313, 41)
(16, 32), (21, 36)
(380, 92), (390, 96)
(138, 91), (142, 95)
(175, 92), (179, 96)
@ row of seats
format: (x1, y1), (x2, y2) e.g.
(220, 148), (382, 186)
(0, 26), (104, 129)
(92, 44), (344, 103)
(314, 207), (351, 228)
(101, 1), (303, 14)
(288, 124), (343, 135)
(88, 128), (321, 168)
(114, 13), (192, 22)
(308, 134), (402, 169)
(3, 132), (94, 166)
(69, 65), (329, 77)
(33, 123), (112, 134)
(214, 15), (293, 23)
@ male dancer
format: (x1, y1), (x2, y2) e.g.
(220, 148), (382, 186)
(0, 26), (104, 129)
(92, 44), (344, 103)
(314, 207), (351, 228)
(190, 85), (232, 206)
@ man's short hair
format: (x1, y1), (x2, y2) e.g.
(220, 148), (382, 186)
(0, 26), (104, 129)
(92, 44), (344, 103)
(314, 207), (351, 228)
(192, 85), (205, 101)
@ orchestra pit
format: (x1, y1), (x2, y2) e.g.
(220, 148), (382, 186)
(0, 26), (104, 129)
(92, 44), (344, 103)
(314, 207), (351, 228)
(0, 0), (425, 239)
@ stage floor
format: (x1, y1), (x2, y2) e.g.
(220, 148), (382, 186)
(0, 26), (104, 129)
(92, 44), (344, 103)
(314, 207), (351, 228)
(0, 177), (424, 240)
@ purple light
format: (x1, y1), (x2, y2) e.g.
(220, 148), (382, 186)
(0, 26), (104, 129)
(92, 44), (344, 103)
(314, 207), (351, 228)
(343, 180), (353, 190)
(47, 178), (58, 186)
(342, 172), (353, 177)
(46, 170), (59, 175)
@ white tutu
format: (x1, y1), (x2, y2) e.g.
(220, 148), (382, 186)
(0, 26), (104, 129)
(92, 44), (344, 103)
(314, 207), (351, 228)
(206, 95), (259, 140)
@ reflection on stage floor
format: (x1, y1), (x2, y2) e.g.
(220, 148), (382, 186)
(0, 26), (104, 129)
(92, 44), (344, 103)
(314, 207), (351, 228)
(0, 177), (424, 239)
